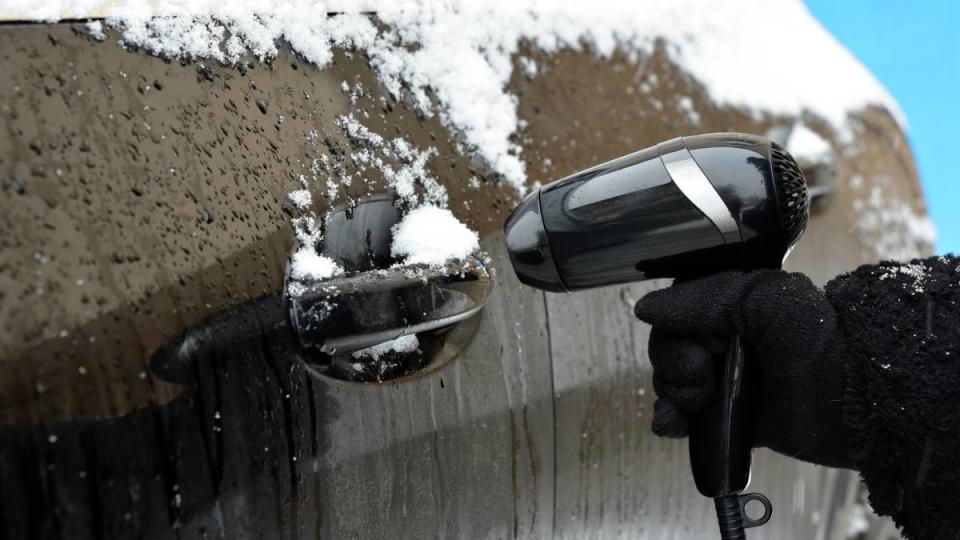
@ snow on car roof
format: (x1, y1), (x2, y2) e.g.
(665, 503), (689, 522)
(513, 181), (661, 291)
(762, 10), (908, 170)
(1, 0), (904, 193)
(3, 0), (917, 274)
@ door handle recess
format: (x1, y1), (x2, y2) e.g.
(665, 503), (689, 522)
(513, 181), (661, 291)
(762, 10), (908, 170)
(148, 194), (492, 385)
(289, 256), (493, 355)
(147, 257), (491, 386)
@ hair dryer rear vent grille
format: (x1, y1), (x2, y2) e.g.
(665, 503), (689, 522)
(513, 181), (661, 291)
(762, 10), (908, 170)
(770, 142), (809, 248)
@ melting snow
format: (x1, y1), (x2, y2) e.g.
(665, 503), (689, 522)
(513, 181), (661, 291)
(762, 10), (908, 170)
(289, 248), (342, 281)
(786, 122), (833, 163)
(287, 189), (312, 209)
(852, 175), (936, 261)
(286, 113), (474, 294)
(85, 20), (105, 40)
(336, 114), (448, 206)
(335, 113), (385, 148)
(845, 503), (870, 538)
(391, 205), (479, 266)
(286, 216), (343, 295)
(676, 96), (701, 125)
(23, 0), (904, 192)
(351, 334), (420, 360)
(517, 56), (538, 79)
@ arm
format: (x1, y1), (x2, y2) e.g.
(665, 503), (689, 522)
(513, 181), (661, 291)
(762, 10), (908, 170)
(635, 255), (960, 539)
(827, 255), (960, 539)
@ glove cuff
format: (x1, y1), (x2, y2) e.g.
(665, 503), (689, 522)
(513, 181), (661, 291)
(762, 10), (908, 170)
(828, 256), (960, 539)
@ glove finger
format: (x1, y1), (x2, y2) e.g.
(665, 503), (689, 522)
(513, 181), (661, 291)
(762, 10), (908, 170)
(653, 374), (715, 415)
(652, 398), (689, 438)
(648, 328), (715, 384)
(634, 271), (772, 336)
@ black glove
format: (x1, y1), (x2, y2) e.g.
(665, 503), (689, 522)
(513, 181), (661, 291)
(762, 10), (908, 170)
(634, 270), (852, 469)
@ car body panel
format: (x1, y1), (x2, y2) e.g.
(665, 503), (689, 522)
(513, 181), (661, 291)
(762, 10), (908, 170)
(0, 21), (926, 539)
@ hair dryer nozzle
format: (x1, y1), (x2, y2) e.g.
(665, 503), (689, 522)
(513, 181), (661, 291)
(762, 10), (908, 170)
(770, 142), (809, 249)
(503, 190), (567, 292)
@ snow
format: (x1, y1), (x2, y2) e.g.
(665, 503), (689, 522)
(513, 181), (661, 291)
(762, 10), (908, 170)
(845, 503), (870, 538)
(391, 205), (479, 266)
(285, 114), (473, 291)
(786, 122), (833, 163)
(286, 216), (343, 295)
(21, 0), (904, 193)
(517, 56), (538, 79)
(336, 114), (448, 206)
(676, 96), (701, 125)
(85, 20), (105, 40)
(336, 113), (384, 148)
(852, 175), (937, 261)
(287, 218), (342, 283)
(879, 261), (929, 294)
(289, 248), (341, 281)
(287, 189), (312, 209)
(340, 80), (365, 104)
(351, 334), (420, 360)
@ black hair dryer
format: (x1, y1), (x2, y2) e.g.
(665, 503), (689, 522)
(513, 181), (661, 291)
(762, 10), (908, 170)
(503, 133), (809, 539)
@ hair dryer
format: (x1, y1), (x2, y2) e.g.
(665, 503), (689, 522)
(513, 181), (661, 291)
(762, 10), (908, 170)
(503, 133), (809, 539)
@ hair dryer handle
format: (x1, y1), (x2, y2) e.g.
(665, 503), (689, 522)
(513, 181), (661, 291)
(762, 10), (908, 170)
(688, 334), (760, 498)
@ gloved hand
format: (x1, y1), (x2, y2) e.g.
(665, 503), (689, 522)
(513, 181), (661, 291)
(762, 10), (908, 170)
(634, 270), (852, 469)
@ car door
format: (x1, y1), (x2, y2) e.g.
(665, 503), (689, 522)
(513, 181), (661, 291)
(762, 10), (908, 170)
(0, 21), (556, 539)
(1, 15), (924, 540)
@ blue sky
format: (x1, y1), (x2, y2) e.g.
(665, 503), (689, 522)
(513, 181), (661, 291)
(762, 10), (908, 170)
(805, 0), (959, 255)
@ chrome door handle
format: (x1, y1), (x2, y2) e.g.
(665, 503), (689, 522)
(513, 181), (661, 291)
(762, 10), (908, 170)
(289, 256), (493, 355)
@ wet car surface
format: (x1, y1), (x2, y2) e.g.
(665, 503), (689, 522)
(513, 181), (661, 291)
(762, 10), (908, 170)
(0, 20), (927, 539)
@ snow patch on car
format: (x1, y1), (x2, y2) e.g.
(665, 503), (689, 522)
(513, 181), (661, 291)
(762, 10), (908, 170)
(336, 114), (447, 206)
(29, 0), (903, 192)
(284, 113), (477, 296)
(289, 248), (342, 281)
(84, 20), (105, 40)
(351, 334), (420, 361)
(786, 123), (833, 164)
(286, 216), (343, 296)
(391, 205), (480, 267)
(850, 174), (936, 262)
(287, 189), (312, 209)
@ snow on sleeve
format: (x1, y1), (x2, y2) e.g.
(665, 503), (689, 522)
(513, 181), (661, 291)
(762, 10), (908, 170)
(390, 205), (479, 266)
(878, 261), (930, 294)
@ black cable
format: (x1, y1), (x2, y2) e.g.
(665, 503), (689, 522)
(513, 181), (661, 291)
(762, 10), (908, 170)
(714, 493), (772, 539)
(715, 495), (748, 540)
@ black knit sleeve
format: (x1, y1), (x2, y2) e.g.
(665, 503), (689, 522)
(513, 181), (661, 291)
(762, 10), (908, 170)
(825, 255), (960, 540)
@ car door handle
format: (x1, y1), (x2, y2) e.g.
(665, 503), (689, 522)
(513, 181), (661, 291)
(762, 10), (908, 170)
(148, 256), (492, 385)
(289, 256), (493, 355)
(149, 193), (493, 383)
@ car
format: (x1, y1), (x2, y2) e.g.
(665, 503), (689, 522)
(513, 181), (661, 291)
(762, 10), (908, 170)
(0, 3), (931, 538)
